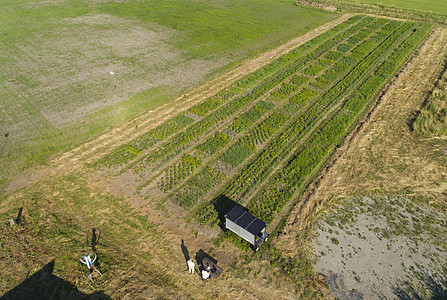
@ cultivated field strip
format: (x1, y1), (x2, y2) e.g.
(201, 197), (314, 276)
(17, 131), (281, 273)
(98, 15), (368, 171)
(137, 16), (379, 198)
(169, 17), (395, 208)
(191, 20), (431, 227)
(97, 16), (432, 244)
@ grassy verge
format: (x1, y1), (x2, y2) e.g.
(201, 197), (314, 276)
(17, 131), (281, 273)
(311, 0), (447, 24)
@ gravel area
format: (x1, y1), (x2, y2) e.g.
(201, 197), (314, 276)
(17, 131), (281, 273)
(313, 196), (447, 299)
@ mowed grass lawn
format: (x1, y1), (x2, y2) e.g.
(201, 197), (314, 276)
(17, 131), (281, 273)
(0, 0), (336, 183)
(338, 0), (447, 15)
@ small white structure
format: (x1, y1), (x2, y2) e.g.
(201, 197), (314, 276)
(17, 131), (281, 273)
(224, 206), (272, 251)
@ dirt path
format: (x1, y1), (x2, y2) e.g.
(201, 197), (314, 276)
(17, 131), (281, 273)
(276, 26), (447, 253)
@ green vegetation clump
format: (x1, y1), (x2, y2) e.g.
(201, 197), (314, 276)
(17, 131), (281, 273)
(221, 144), (254, 167)
(197, 132), (232, 155)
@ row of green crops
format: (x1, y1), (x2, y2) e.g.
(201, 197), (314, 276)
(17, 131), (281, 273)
(97, 15), (371, 172)
(191, 20), (431, 230)
(159, 154), (202, 192)
(169, 17), (395, 209)
(173, 167), (226, 208)
(196, 132), (232, 156)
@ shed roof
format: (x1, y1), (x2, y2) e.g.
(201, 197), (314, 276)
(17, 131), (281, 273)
(225, 206), (266, 236)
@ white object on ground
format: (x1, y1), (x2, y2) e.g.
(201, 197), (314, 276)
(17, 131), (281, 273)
(109, 71), (115, 75)
(80, 253), (103, 282)
(201, 269), (210, 280)
(187, 258), (195, 274)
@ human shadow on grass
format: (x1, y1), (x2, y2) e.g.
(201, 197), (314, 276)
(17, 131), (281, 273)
(0, 260), (110, 300)
(86, 228), (101, 253)
(181, 239), (190, 263)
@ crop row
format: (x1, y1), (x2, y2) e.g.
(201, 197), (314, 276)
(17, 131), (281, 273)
(230, 100), (274, 133)
(196, 132), (232, 156)
(97, 16), (369, 170)
(248, 23), (432, 223)
(192, 19), (417, 224)
(159, 154), (202, 193)
(173, 167), (226, 208)
(239, 112), (291, 151)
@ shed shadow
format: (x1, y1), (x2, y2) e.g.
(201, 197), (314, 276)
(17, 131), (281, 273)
(211, 194), (239, 229)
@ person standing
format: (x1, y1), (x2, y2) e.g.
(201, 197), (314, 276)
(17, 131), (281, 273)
(187, 258), (195, 274)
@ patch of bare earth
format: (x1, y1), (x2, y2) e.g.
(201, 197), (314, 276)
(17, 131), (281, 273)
(313, 196), (446, 298)
(276, 25), (447, 298)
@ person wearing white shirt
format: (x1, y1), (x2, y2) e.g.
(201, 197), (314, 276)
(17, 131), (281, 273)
(201, 267), (211, 280)
(187, 258), (195, 274)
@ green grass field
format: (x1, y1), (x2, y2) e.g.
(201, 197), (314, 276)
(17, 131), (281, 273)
(316, 0), (447, 23)
(0, 0), (336, 182)
(353, 0), (447, 15)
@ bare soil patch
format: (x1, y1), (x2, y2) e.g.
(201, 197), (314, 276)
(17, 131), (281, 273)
(314, 196), (446, 299)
